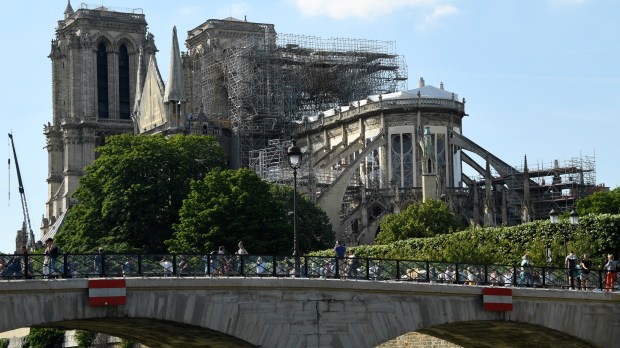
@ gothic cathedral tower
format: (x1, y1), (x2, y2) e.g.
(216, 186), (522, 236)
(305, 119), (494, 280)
(42, 2), (148, 235)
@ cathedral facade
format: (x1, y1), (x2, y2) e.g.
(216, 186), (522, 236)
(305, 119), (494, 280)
(43, 3), (148, 236)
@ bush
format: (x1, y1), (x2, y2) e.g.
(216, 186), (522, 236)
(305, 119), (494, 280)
(74, 330), (96, 348)
(312, 214), (620, 268)
(28, 328), (64, 348)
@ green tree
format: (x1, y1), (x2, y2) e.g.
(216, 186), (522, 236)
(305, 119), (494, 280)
(74, 330), (96, 348)
(167, 169), (334, 255)
(576, 187), (620, 215)
(56, 134), (224, 253)
(376, 199), (463, 244)
(28, 328), (64, 348)
(270, 184), (334, 253)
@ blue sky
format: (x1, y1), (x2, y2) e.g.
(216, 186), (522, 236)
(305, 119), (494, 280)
(0, 0), (618, 254)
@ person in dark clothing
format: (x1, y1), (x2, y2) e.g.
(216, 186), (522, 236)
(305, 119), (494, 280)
(565, 251), (578, 290)
(580, 254), (592, 290)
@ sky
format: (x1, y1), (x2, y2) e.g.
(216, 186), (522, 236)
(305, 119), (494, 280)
(0, 0), (618, 254)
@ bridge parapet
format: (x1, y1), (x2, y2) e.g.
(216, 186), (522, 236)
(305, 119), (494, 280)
(0, 277), (617, 347)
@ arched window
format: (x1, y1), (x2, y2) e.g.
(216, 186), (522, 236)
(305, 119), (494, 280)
(97, 43), (109, 118)
(118, 44), (130, 119)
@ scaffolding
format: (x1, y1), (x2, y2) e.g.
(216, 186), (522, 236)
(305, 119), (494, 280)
(472, 155), (598, 224)
(184, 19), (407, 168)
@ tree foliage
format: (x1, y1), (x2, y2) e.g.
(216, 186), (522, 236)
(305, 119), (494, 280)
(56, 134), (224, 253)
(74, 330), (96, 348)
(576, 186), (620, 215)
(375, 199), (463, 244)
(27, 328), (65, 348)
(167, 169), (334, 255)
(270, 184), (334, 253)
(313, 214), (620, 269)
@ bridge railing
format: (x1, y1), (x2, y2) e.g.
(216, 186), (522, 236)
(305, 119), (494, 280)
(0, 253), (616, 291)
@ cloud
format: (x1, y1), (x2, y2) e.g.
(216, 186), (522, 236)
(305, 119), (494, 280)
(294, 0), (458, 23)
(420, 4), (459, 28)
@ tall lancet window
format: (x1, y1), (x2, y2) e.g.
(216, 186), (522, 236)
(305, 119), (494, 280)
(391, 133), (414, 187)
(118, 44), (130, 119)
(97, 43), (109, 118)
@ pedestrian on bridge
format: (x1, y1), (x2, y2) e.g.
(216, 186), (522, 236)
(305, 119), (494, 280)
(236, 241), (248, 274)
(334, 241), (346, 258)
(334, 241), (346, 276)
(44, 238), (61, 277)
(520, 253), (533, 287)
(565, 251), (578, 290)
(123, 257), (136, 277)
(580, 254), (592, 290)
(94, 247), (105, 277)
(20, 245), (32, 279)
(604, 254), (617, 292)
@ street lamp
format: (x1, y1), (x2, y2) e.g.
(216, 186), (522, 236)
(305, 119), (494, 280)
(569, 208), (580, 227)
(550, 208), (580, 289)
(549, 208), (580, 262)
(549, 209), (563, 258)
(287, 141), (302, 276)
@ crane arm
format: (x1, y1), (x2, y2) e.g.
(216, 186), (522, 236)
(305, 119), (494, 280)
(8, 133), (35, 251)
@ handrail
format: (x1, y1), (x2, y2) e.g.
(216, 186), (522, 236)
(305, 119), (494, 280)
(0, 253), (615, 292)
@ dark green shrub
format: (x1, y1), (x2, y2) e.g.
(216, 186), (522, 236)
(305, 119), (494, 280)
(28, 328), (64, 348)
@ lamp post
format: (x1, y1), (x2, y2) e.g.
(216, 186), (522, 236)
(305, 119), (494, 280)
(287, 141), (302, 276)
(549, 209), (561, 257)
(549, 208), (580, 263)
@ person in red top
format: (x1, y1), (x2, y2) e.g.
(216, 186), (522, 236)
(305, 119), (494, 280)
(604, 254), (617, 292)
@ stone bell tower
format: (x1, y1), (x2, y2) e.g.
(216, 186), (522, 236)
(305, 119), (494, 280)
(42, 1), (149, 236)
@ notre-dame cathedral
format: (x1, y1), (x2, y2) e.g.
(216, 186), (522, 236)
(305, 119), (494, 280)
(40, 2), (601, 246)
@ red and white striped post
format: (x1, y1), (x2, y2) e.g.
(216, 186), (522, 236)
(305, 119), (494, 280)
(88, 279), (127, 306)
(482, 287), (513, 311)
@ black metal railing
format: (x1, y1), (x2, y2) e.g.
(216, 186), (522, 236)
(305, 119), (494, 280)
(0, 253), (616, 291)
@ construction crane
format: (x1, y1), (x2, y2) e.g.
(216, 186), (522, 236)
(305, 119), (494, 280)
(8, 132), (35, 251)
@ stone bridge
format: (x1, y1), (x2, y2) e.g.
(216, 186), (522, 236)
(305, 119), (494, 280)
(1, 277), (617, 347)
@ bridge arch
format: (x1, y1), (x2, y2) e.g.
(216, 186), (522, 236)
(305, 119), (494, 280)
(379, 321), (595, 347)
(37, 318), (596, 348)
(1, 278), (615, 347)
(43, 318), (256, 347)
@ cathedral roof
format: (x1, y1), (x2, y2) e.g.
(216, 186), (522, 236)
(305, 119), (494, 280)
(306, 78), (460, 122)
(367, 79), (458, 102)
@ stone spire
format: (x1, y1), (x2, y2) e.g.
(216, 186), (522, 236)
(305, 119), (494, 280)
(483, 158), (496, 227)
(64, 0), (74, 19)
(132, 46), (145, 133)
(163, 26), (186, 102)
(418, 77), (425, 88)
(421, 126), (437, 202)
(522, 155), (532, 223)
